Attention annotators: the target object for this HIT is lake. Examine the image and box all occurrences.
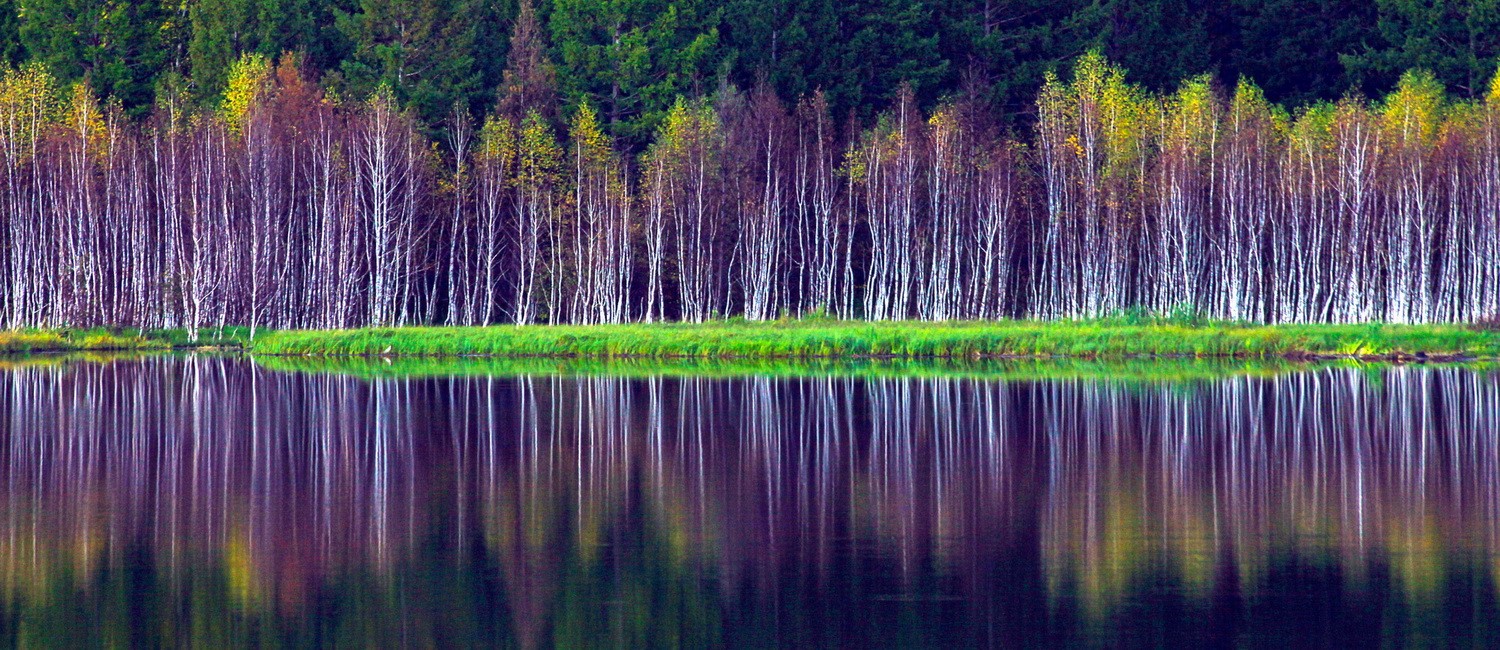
[0,356,1497,646]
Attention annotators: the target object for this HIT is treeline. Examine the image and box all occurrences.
[7,0,1500,141]
[5,49,1500,331]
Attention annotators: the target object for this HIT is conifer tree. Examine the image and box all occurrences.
[548,0,721,145]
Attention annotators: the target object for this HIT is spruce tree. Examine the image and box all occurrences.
[548,0,721,146]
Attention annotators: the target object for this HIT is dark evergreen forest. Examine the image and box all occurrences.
[2,0,1499,329]
[4,0,1497,140]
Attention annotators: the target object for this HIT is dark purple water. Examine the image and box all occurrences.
[1,357,1498,646]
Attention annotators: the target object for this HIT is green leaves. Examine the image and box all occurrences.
[20,0,168,116]
[548,0,721,146]
[1345,0,1500,98]
[336,0,493,127]
[220,52,270,134]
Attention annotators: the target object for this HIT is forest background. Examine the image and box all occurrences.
[6,0,1496,143]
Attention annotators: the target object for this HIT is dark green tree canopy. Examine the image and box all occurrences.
[548,0,721,144]
[5,0,1500,138]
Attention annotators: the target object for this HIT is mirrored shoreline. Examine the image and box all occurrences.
[0,356,1497,646]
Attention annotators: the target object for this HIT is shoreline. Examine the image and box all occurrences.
[13,320,1497,362]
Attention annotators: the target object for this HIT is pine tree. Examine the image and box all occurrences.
[1346,0,1500,98]
[548,0,721,146]
[20,0,168,115]
[189,0,254,100]
[0,0,23,66]
[337,0,486,126]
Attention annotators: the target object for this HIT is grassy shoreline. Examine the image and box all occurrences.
[248,320,1500,360]
[11,320,1500,360]
[0,330,175,353]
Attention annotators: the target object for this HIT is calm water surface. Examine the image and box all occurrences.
[1,357,1499,646]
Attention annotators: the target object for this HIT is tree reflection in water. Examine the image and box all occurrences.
[0,358,1496,646]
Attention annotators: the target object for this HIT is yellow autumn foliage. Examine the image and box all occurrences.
[1164,76,1217,160]
[516,109,561,189]
[478,114,518,164]
[65,82,106,158]
[1382,69,1444,149]
[0,64,59,157]
[1487,65,1500,107]
[569,102,610,164]
[644,97,720,186]
[222,53,272,136]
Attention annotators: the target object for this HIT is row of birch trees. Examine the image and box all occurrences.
[1,52,1499,330]
[0,56,432,334]
[1034,54,1500,323]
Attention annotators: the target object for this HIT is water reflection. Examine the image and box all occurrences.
[0,357,1497,645]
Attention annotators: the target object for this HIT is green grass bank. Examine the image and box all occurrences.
[0,329,172,353]
[243,320,1500,360]
[9,320,1499,360]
